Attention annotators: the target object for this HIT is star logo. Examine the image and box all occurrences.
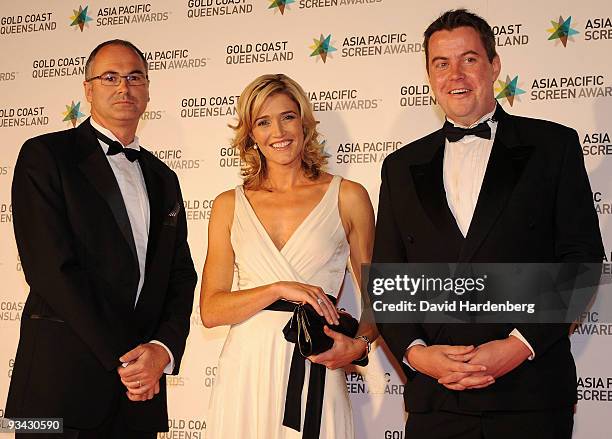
[309,34,336,63]
[320,139,331,159]
[268,0,295,15]
[495,75,526,106]
[62,101,85,127]
[547,16,579,47]
[70,5,92,32]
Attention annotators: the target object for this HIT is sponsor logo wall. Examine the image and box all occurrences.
[1,1,611,437]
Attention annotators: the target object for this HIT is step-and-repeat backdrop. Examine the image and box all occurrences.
[1,1,611,438]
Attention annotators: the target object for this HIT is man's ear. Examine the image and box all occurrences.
[491,55,501,83]
[84,81,93,104]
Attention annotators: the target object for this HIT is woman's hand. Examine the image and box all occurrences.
[274,281,340,325]
[308,326,367,369]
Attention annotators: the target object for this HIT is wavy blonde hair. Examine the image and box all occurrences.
[230,74,327,189]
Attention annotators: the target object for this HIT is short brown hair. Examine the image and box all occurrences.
[230,74,327,189]
[424,9,497,70]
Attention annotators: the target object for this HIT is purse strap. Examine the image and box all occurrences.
[294,305,313,357]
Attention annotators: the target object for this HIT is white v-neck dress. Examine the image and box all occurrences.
[206,175,354,439]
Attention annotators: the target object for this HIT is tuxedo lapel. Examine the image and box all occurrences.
[138,151,164,276]
[410,130,465,246]
[458,107,535,262]
[75,119,139,263]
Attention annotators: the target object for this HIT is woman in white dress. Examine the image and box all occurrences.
[200,74,377,439]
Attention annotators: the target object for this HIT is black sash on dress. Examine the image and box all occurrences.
[265,300,326,439]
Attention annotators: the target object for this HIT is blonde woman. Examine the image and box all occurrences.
[200,74,376,438]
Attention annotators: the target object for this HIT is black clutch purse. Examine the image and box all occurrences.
[282,295,359,357]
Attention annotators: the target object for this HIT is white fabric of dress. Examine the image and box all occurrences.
[206,175,354,439]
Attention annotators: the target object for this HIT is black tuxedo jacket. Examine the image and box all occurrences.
[6,118,197,431]
[372,106,603,413]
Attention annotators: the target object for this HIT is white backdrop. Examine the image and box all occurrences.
[1,1,611,438]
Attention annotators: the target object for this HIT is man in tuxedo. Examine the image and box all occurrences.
[372,9,603,439]
[6,40,197,438]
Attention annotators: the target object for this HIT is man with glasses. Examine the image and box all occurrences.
[6,40,197,438]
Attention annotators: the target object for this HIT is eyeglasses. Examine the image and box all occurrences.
[85,72,149,86]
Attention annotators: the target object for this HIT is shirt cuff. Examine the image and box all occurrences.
[403,339,427,371]
[509,329,535,360]
[150,340,175,374]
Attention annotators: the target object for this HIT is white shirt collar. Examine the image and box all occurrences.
[90,117,141,151]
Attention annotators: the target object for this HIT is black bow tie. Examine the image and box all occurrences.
[443,120,492,142]
[93,128,141,162]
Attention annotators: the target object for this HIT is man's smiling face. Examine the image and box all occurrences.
[427,26,500,126]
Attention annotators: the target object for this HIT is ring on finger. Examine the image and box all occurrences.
[137,380,142,388]
[316,297,323,305]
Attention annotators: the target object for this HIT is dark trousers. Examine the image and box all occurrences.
[16,430,154,439]
[405,406,574,439]
[15,407,157,439]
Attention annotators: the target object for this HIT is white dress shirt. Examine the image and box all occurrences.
[443,110,497,237]
[91,118,174,373]
[405,107,534,368]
